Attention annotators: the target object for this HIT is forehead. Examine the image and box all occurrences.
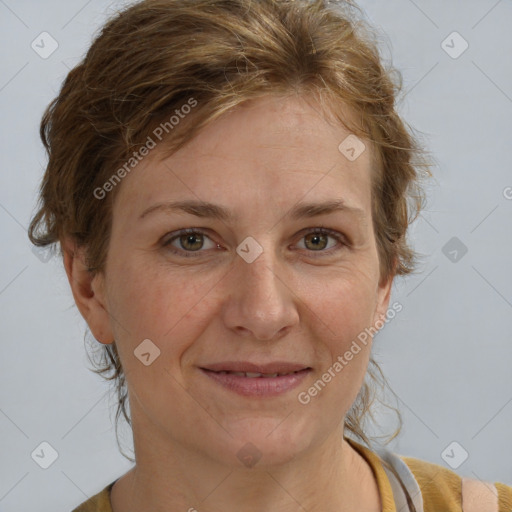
[113,94,374,224]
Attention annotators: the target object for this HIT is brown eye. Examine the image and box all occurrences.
[178,233,204,251]
[162,228,218,257]
[303,232,329,251]
[296,228,348,256]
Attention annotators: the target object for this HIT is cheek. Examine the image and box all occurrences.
[298,276,376,408]
[106,261,219,353]
[298,268,378,397]
[299,268,378,336]
[293,289,375,429]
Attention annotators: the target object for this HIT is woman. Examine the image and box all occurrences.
[28,0,512,510]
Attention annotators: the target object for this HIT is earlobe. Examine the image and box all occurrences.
[62,237,114,345]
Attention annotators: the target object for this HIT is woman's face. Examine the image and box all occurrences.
[91,93,393,467]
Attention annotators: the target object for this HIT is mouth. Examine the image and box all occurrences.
[199,363,312,397]
[204,370,306,378]
[200,361,311,374]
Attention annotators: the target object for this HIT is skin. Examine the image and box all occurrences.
[64,93,394,512]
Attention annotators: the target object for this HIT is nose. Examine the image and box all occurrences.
[220,244,300,341]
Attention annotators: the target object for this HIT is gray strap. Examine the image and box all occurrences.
[376,448,501,512]
[375,447,424,512]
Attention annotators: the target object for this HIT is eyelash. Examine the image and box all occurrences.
[161,227,349,259]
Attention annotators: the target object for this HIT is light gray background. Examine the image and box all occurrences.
[0,0,511,510]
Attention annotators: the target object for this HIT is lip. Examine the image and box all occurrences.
[200,361,310,374]
[199,364,312,397]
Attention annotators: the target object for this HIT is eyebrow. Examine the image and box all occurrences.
[138,199,366,222]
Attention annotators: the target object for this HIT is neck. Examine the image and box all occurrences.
[111,427,379,512]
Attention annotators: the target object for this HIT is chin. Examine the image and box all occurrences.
[217,416,316,469]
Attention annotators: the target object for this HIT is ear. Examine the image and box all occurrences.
[372,260,396,328]
[62,237,114,345]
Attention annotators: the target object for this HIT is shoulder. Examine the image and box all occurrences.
[399,454,461,507]
[71,480,115,512]
[399,454,512,512]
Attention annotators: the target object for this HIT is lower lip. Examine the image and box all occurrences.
[200,368,312,397]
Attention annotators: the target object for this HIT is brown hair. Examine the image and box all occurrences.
[28,0,432,461]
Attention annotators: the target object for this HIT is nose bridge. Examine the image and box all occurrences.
[237,243,282,307]
[221,237,299,340]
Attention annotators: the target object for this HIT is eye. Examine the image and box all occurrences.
[161,226,348,259]
[295,227,348,256]
[162,228,218,257]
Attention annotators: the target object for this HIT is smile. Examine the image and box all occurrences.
[200,367,312,397]
[212,370,304,377]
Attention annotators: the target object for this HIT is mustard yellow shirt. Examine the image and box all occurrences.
[71,437,512,511]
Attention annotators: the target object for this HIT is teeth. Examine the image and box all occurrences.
[215,370,300,377]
